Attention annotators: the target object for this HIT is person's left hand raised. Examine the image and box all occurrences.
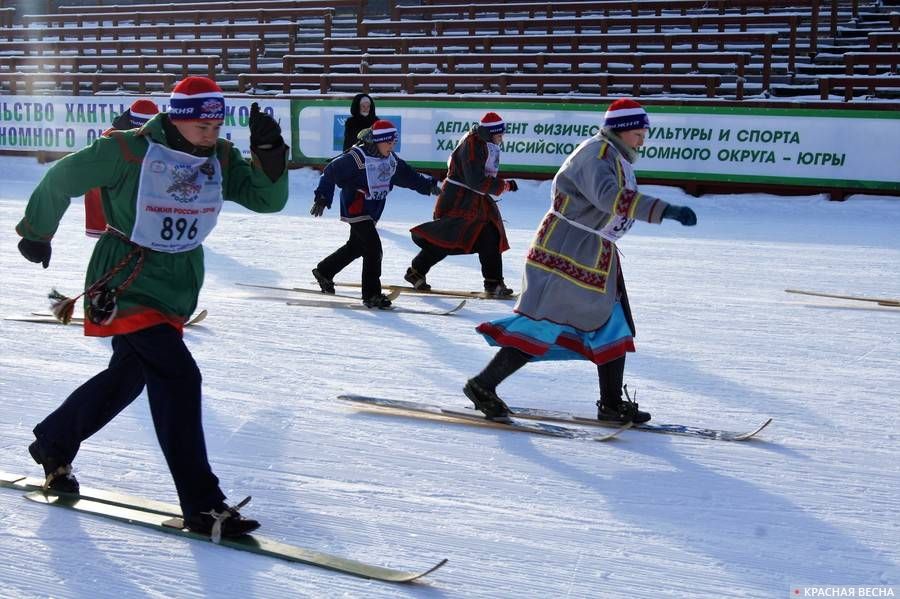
[249,102,283,149]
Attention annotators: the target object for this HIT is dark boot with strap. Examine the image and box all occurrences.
[596,357,651,424]
[184,497,260,542]
[29,439,79,493]
[597,384,651,424]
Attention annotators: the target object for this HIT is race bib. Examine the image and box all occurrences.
[484,141,501,178]
[130,141,224,252]
[597,155,637,242]
[363,152,397,202]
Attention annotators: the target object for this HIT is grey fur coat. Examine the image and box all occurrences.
[514,131,670,331]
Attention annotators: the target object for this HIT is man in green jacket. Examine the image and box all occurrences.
[15,76,289,539]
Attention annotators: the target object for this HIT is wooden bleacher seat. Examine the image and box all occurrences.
[869,31,900,51]
[0,55,221,79]
[0,72,177,95]
[391,0,828,54]
[818,74,900,100]
[282,51,751,98]
[0,38,262,73]
[22,7,337,38]
[237,71,723,98]
[0,7,15,28]
[324,31,779,89]
[359,13,802,72]
[2,23,301,53]
[843,51,900,75]
[57,0,365,24]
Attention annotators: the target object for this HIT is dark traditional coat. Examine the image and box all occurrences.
[409,128,512,255]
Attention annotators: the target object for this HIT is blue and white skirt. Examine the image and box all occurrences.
[476,303,635,365]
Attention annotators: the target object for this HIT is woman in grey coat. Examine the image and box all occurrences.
[465,99,698,424]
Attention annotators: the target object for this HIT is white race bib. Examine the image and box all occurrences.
[596,154,637,242]
[363,152,397,202]
[130,141,224,253]
[484,141,501,177]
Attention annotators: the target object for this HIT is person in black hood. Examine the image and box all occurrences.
[342,93,377,151]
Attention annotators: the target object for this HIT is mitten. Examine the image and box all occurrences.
[248,102,283,149]
[111,110,133,131]
[662,205,697,226]
[310,197,328,217]
[18,238,52,268]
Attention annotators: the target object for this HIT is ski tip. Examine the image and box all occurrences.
[421,557,449,577]
[595,420,634,441]
[730,417,774,441]
[188,309,208,325]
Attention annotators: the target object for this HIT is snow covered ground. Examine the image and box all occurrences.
[1,154,898,598]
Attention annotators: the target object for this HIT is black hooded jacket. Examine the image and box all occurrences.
[342,93,377,151]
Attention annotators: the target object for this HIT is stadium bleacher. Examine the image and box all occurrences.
[0,0,897,197]
[0,0,896,100]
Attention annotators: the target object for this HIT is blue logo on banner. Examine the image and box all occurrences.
[333,115,402,152]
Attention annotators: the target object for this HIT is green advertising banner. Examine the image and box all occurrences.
[0,95,292,159]
[292,99,900,191]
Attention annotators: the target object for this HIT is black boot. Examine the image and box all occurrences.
[464,347,532,419]
[464,378,510,420]
[484,278,514,297]
[404,267,431,291]
[597,385,651,424]
[363,293,392,309]
[29,439,79,493]
[312,268,335,294]
[597,357,651,424]
[184,497,260,542]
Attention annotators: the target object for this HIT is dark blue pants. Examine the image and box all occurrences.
[32,324,225,517]
[317,219,383,298]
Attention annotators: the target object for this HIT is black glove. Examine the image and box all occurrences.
[430,179,441,196]
[249,102,283,149]
[18,238,52,268]
[310,197,328,217]
[662,205,697,226]
[111,109,133,131]
[505,179,518,193]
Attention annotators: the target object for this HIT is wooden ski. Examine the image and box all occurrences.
[237,282,401,301]
[785,289,899,307]
[333,281,517,300]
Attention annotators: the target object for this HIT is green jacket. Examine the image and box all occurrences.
[16,114,288,333]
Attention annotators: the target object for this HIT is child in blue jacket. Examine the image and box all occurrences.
[310,120,439,308]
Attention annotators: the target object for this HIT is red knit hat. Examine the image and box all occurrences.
[603,99,649,131]
[369,119,398,143]
[169,76,225,121]
[128,99,159,127]
[480,112,505,135]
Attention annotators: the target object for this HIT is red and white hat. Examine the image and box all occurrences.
[128,99,159,127]
[168,76,225,121]
[369,119,398,143]
[603,99,650,131]
[479,112,505,135]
